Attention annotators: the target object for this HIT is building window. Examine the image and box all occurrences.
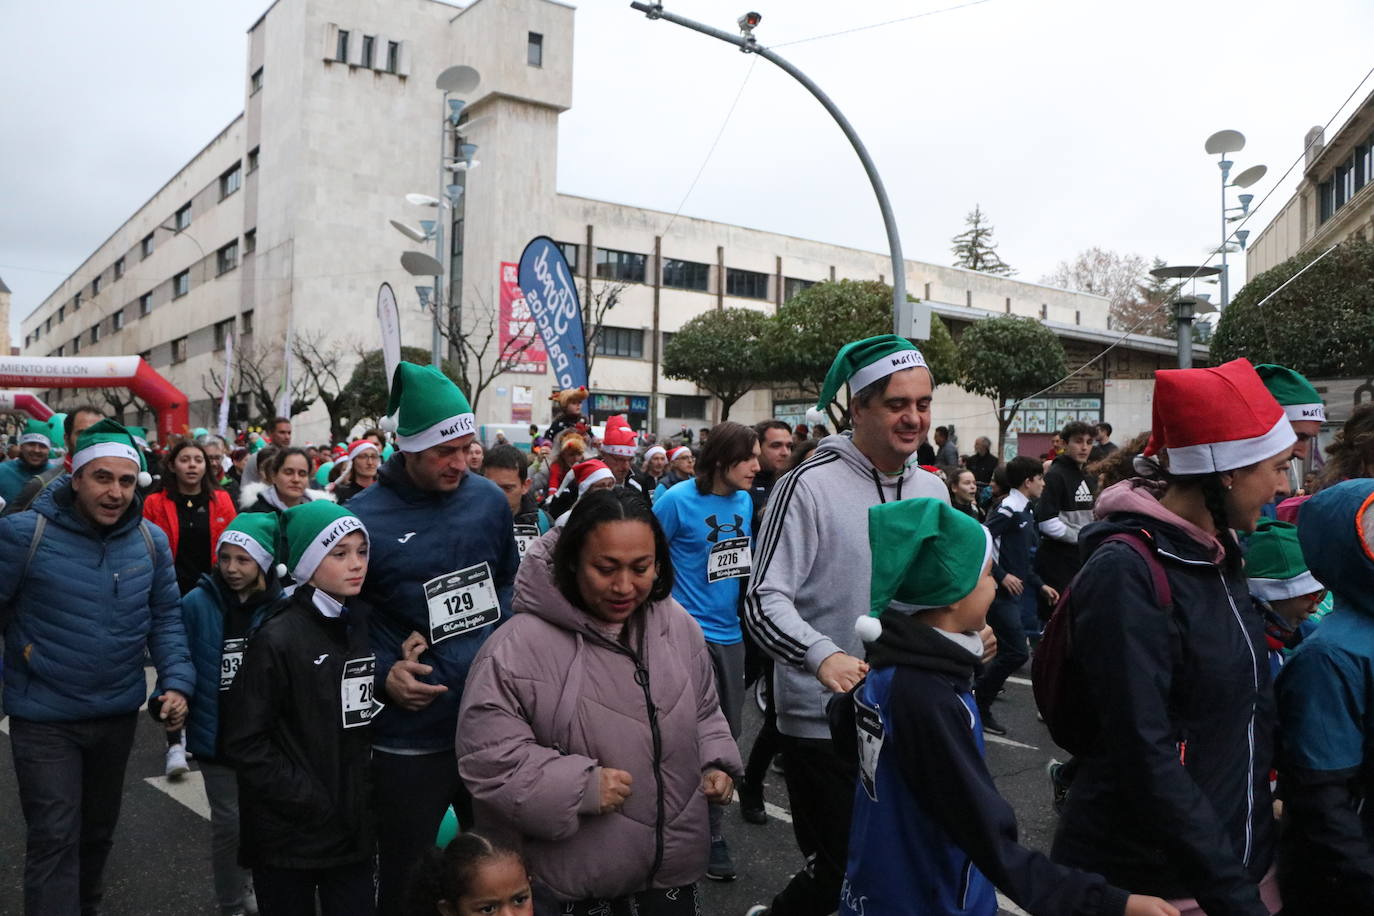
[114,257,125,280]
[139,292,153,316]
[214,319,234,351]
[597,326,645,359]
[556,241,579,271]
[44,317,51,333]
[89,324,101,345]
[174,270,190,298]
[242,310,254,335]
[247,146,260,173]
[336,29,350,62]
[220,162,242,199]
[91,275,101,296]
[244,228,257,254]
[386,41,399,73]
[250,67,263,94]
[73,292,81,311]
[662,258,710,291]
[664,394,708,419]
[113,310,125,331]
[142,233,154,258]
[726,267,769,300]
[361,35,375,68]
[217,241,239,275]
[175,202,192,231]
[172,336,188,363]
[71,335,80,354]
[527,32,543,67]
[57,305,65,323]
[1319,179,1335,224]
[784,277,815,301]
[595,248,646,283]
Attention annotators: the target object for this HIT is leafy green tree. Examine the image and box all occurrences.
[1211,239,1374,377]
[662,308,770,421]
[762,279,957,427]
[951,205,1015,276]
[341,346,464,424]
[956,316,1067,454]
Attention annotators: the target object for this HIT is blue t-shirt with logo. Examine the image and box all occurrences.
[652,479,753,645]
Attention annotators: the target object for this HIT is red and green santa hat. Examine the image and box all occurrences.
[379,361,474,452]
[1142,359,1296,475]
[817,334,927,410]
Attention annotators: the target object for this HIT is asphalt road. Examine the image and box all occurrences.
[0,669,1055,916]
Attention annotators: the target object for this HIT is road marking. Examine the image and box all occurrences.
[998,894,1032,915]
[763,801,792,823]
[985,732,1039,750]
[143,771,211,820]
[1007,676,1032,687]
[0,716,7,736]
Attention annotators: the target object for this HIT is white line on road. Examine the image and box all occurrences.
[143,772,211,820]
[0,716,7,736]
[1007,676,1032,687]
[985,732,1039,750]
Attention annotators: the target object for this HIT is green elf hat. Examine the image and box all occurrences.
[126,426,149,450]
[856,497,993,643]
[216,512,288,579]
[378,361,475,452]
[1247,518,1323,601]
[72,418,152,488]
[282,501,369,584]
[816,334,927,411]
[1255,364,1325,424]
[19,418,52,448]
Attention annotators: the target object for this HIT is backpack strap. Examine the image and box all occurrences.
[138,520,157,565]
[1100,531,1172,610]
[21,515,48,584]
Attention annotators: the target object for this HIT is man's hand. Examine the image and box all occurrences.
[598,767,633,814]
[1041,585,1060,604]
[384,660,448,711]
[978,626,998,663]
[400,631,429,661]
[1123,896,1180,916]
[702,768,734,805]
[1001,573,1024,596]
[817,652,868,694]
[156,689,188,730]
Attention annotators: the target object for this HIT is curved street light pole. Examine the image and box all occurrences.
[629,3,924,338]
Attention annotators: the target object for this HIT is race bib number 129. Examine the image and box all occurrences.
[424,562,501,644]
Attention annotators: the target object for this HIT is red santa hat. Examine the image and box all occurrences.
[568,459,614,495]
[348,438,379,461]
[668,445,692,463]
[600,415,638,457]
[1143,358,1296,475]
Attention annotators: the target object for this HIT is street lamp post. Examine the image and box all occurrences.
[1149,264,1221,369]
[1203,130,1266,310]
[628,4,925,339]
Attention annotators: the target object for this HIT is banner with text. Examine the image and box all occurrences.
[499,262,547,375]
[517,237,587,390]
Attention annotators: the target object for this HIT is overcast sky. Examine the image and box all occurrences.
[4,0,1373,345]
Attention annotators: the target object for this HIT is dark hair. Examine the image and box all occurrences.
[1061,420,1095,443]
[1089,430,1151,489]
[1005,456,1043,490]
[553,489,674,610]
[362,427,386,442]
[262,445,310,480]
[64,405,104,441]
[935,426,950,437]
[484,445,530,482]
[991,465,1010,493]
[159,439,215,496]
[789,439,820,470]
[405,830,528,915]
[1097,422,1113,436]
[1319,403,1374,490]
[694,422,759,495]
[754,419,791,439]
[269,416,292,431]
[946,467,975,501]
[1131,457,1243,574]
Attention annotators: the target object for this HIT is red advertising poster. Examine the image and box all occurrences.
[500,262,547,374]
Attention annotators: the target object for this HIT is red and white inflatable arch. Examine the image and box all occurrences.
[0,390,55,421]
[0,356,189,442]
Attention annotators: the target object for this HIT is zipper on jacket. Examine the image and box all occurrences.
[1218,569,1258,867]
[957,858,973,909]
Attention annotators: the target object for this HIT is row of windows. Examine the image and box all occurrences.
[558,243,813,301]
[26,232,256,349]
[334,30,401,73]
[48,310,254,364]
[1318,129,1374,224]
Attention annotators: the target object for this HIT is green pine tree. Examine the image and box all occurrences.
[951,205,1015,276]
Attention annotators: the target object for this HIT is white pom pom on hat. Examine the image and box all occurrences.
[855,615,883,643]
[138,471,153,488]
[275,563,289,579]
[378,414,398,433]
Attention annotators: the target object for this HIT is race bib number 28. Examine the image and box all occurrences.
[341,656,381,729]
[424,562,501,645]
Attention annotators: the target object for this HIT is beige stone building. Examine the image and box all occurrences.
[18,0,1199,451]
[1247,89,1374,281]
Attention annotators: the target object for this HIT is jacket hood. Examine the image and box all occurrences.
[34,476,146,539]
[1296,478,1374,616]
[1089,479,1225,564]
[864,611,981,679]
[238,480,334,510]
[814,433,941,501]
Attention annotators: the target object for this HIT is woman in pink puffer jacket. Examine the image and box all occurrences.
[457,489,743,914]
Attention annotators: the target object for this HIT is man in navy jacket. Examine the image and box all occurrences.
[0,419,194,915]
[347,362,519,916]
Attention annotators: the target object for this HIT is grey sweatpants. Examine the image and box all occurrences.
[200,760,251,915]
[705,640,745,841]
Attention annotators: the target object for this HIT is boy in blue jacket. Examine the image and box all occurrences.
[176,512,285,916]
[1275,479,1374,913]
[841,498,1175,916]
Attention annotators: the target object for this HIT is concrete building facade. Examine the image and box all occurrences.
[1247,89,1374,281]
[19,0,1198,451]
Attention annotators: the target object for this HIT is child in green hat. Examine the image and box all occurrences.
[222,501,378,913]
[1246,518,1324,678]
[841,498,1175,916]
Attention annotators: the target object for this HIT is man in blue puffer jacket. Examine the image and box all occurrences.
[0,418,195,915]
[347,362,519,916]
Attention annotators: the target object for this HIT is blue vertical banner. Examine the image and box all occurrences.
[517,236,588,390]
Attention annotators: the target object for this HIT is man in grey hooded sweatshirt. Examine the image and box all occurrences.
[743,334,957,916]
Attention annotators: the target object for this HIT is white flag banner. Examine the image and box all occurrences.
[217,332,234,436]
[277,319,293,419]
[377,283,401,393]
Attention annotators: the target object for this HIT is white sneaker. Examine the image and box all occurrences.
[165,742,190,779]
[242,879,259,915]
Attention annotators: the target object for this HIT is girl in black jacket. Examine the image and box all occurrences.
[1049,359,1297,916]
[223,501,376,916]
